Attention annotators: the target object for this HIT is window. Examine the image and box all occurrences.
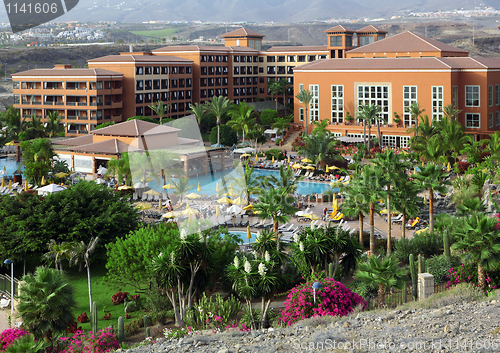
[267,56,275,63]
[489,112,494,128]
[309,84,319,123]
[497,111,500,126]
[453,86,458,119]
[135,67,143,75]
[496,85,500,106]
[298,56,306,62]
[331,85,344,123]
[144,67,152,75]
[359,36,374,46]
[277,56,285,62]
[299,107,304,121]
[308,55,316,62]
[186,66,192,74]
[234,56,239,63]
[153,66,160,75]
[432,86,444,121]
[466,113,480,128]
[287,55,295,62]
[345,36,352,47]
[330,36,342,47]
[259,57,263,63]
[381,135,410,148]
[489,85,494,107]
[358,85,390,123]
[136,80,143,91]
[403,86,417,126]
[466,86,480,107]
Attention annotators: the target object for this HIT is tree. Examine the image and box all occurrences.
[45,111,64,138]
[409,102,425,130]
[95,121,116,129]
[452,214,500,291]
[342,179,370,246]
[105,152,131,185]
[266,164,303,195]
[22,116,46,140]
[44,240,73,271]
[412,163,450,233]
[20,138,55,186]
[258,109,278,126]
[227,101,255,143]
[357,104,381,152]
[253,187,297,249]
[391,177,423,239]
[149,101,171,124]
[311,119,329,135]
[69,237,99,314]
[412,135,447,164]
[227,161,265,200]
[278,78,291,113]
[355,255,406,307]
[0,107,26,162]
[17,267,76,341]
[172,176,194,203]
[204,96,232,147]
[295,89,313,134]
[267,80,280,111]
[188,102,207,126]
[442,103,461,120]
[297,131,341,170]
[436,117,471,163]
[272,117,290,140]
[208,124,237,147]
[126,116,159,124]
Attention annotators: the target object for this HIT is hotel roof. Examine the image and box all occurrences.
[88,55,193,64]
[324,25,356,33]
[293,57,500,71]
[266,46,328,53]
[356,25,388,34]
[153,45,259,53]
[347,31,469,54]
[67,138,130,155]
[12,68,123,77]
[221,28,265,38]
[91,119,180,137]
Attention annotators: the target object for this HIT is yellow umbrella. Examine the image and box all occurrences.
[24,180,28,192]
[224,189,238,197]
[253,210,262,214]
[243,204,253,210]
[2,166,5,171]
[182,206,199,216]
[301,165,309,169]
[246,226,252,241]
[163,183,175,190]
[8,180,12,190]
[135,202,152,210]
[447,162,451,172]
[216,182,220,192]
[162,211,181,218]
[186,192,202,199]
[306,165,315,170]
[217,196,232,204]
[144,189,161,195]
[272,155,275,163]
[55,172,68,178]
[197,182,201,192]
[241,153,251,158]
[304,213,320,220]
[255,155,258,162]
[332,197,338,214]
[215,205,221,216]
[288,156,290,164]
[0,178,4,187]
[302,158,312,163]
[292,164,300,169]
[117,185,134,190]
[142,176,155,182]
[41,176,45,186]
[232,196,247,205]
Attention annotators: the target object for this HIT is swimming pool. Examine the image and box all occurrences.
[231,230,258,244]
[0,157,24,174]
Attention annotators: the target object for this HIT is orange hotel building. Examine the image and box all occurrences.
[12,26,500,144]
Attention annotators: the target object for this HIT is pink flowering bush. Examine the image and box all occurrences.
[447,263,499,292]
[55,328,119,353]
[0,328,29,351]
[278,278,366,326]
[224,322,251,332]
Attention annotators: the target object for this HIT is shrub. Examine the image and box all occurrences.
[163,327,199,341]
[67,321,82,334]
[264,148,284,160]
[456,161,470,174]
[278,278,366,326]
[240,308,280,329]
[393,231,443,263]
[0,328,29,351]
[111,291,129,305]
[259,110,278,126]
[102,313,112,320]
[184,293,240,331]
[208,125,237,146]
[56,328,119,353]
[426,254,461,284]
[76,313,89,324]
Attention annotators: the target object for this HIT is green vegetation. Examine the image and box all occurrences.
[130,28,179,38]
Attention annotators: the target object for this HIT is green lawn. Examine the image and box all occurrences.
[66,265,143,331]
[130,28,179,38]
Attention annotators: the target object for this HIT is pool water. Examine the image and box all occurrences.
[0,157,24,175]
[231,230,258,244]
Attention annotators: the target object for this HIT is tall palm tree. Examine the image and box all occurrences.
[311,119,329,135]
[373,150,408,254]
[435,117,470,163]
[358,104,381,152]
[69,237,99,314]
[17,267,76,341]
[297,131,341,170]
[272,117,290,140]
[412,135,447,164]
[452,214,500,291]
[266,164,303,195]
[105,152,131,185]
[278,78,291,114]
[295,89,313,135]
[341,179,370,247]
[268,80,281,111]
[391,176,423,239]
[227,101,256,143]
[412,163,450,233]
[20,138,55,185]
[172,176,194,203]
[227,161,264,200]
[44,240,73,271]
[409,102,425,131]
[24,115,47,140]
[253,187,297,250]
[0,107,26,162]
[355,255,406,307]
[442,103,461,120]
[45,111,64,138]
[204,96,232,147]
[149,101,171,124]
[188,102,207,126]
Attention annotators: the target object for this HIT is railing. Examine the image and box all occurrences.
[32,102,41,105]
[78,116,87,120]
[67,116,77,120]
[44,101,54,105]
[0,274,19,298]
[78,102,87,106]
[67,102,76,106]
[55,102,64,105]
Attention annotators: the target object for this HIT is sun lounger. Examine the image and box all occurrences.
[0,299,10,309]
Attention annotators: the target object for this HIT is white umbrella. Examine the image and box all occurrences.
[37,184,66,195]
[226,205,243,214]
[97,166,107,175]
[0,170,7,176]
[95,178,106,184]
[295,210,305,217]
[134,182,146,189]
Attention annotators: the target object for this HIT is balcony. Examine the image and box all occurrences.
[104,101,112,106]
[67,116,77,120]
[112,87,123,94]
[112,101,122,108]
[54,102,65,106]
[67,102,76,106]
[78,102,87,106]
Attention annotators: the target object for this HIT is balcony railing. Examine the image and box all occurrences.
[67,102,76,106]
[67,116,77,120]
[78,102,87,106]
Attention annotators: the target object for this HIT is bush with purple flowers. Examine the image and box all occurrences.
[278,278,366,326]
[55,328,119,353]
[0,328,29,351]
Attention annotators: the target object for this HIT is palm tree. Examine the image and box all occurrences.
[24,116,47,140]
[44,240,73,271]
[268,80,281,111]
[17,267,76,341]
[227,101,256,143]
[435,117,470,163]
[149,101,170,124]
[355,255,406,307]
[442,103,461,120]
[278,78,291,114]
[272,117,290,140]
[412,135,447,164]
[412,163,450,233]
[391,176,423,239]
[105,152,131,185]
[297,131,341,170]
[295,89,313,134]
[409,102,425,131]
[373,150,408,254]
[227,161,264,200]
[188,102,207,126]
[342,179,370,246]
[0,107,26,162]
[253,187,298,250]
[452,214,500,291]
[204,96,232,147]
[266,164,303,195]
[358,104,381,152]
[376,114,388,147]
[69,237,99,314]
[45,111,64,138]
[20,138,55,185]
[172,176,194,203]
[311,119,329,135]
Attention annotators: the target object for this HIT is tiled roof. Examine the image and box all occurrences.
[324,25,356,33]
[265,46,328,52]
[67,138,130,155]
[12,68,123,77]
[347,31,469,54]
[91,119,180,137]
[52,135,94,146]
[88,55,193,63]
[293,57,500,71]
[221,28,265,38]
[356,25,387,34]
[153,45,259,53]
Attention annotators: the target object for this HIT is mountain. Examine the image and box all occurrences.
[1,0,496,24]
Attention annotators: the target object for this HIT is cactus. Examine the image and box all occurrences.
[402,283,407,303]
[145,327,150,338]
[409,254,417,299]
[144,315,149,339]
[417,254,423,273]
[444,230,451,262]
[328,262,334,278]
[422,257,426,273]
[118,317,124,344]
[93,302,98,332]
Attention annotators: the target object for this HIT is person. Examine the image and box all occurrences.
[284,150,287,158]
[168,200,173,212]
[323,207,328,217]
